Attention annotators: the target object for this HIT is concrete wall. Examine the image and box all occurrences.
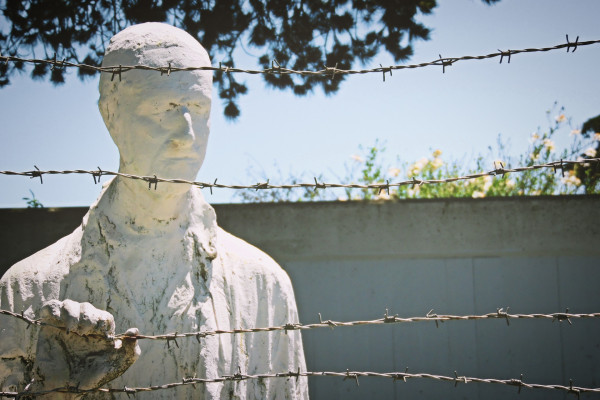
[2,196,599,399]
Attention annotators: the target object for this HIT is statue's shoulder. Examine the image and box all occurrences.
[215,227,292,286]
[3,227,82,280]
[1,226,83,309]
[214,227,301,321]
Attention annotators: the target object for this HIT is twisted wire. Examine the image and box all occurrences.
[1,368,597,398]
[1,308,595,343]
[0,37,596,79]
[1,158,598,192]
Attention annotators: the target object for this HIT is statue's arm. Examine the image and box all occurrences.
[31,299,141,398]
[1,231,141,397]
[0,271,34,393]
[268,275,309,399]
[0,316,32,394]
[1,280,140,397]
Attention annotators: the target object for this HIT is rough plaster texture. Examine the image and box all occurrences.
[0,23,307,399]
[2,196,599,399]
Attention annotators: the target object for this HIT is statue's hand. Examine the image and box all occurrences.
[34,299,140,396]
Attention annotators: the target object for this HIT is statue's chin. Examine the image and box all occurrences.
[122,160,202,180]
[159,165,202,181]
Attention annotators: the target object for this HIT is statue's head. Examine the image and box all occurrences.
[99,23,212,182]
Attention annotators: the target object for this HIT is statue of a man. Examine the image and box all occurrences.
[0,23,308,399]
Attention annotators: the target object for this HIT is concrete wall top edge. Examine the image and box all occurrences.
[1,195,598,273]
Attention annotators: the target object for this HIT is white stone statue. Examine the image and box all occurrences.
[0,22,308,399]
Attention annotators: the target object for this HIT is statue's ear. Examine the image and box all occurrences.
[98,91,125,152]
[98,97,111,128]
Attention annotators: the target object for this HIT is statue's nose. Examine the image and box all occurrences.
[170,107,195,148]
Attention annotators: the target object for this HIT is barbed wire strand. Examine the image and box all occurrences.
[1,368,598,398]
[1,307,596,343]
[1,158,598,192]
[0,36,597,79]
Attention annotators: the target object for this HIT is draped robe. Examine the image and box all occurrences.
[0,178,308,399]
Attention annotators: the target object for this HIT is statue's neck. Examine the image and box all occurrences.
[97,177,199,232]
[73,175,218,281]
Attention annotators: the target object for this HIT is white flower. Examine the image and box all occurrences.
[506,179,516,188]
[432,149,442,158]
[387,167,401,177]
[407,186,420,197]
[350,154,364,163]
[409,157,428,176]
[529,152,540,161]
[375,191,391,201]
[530,132,540,142]
[555,114,566,123]
[415,157,428,169]
[584,147,596,157]
[561,171,581,187]
[482,175,493,192]
[543,138,555,152]
[472,191,485,198]
[432,158,443,169]
[570,129,581,136]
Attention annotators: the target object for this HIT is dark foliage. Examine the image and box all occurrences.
[575,114,600,193]
[0,0,499,119]
[581,114,600,138]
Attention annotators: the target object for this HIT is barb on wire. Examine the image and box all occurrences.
[1,158,598,192]
[2,369,599,398]
[566,34,579,53]
[3,308,600,342]
[498,49,512,64]
[0,38,598,79]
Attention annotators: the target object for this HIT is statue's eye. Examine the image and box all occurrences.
[150,105,176,116]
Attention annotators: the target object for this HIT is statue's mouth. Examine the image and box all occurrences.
[161,151,201,161]
[161,154,200,167]
[166,157,199,163]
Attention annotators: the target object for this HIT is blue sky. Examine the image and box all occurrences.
[1,0,599,207]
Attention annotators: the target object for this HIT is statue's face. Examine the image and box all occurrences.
[106,70,211,181]
[98,23,213,182]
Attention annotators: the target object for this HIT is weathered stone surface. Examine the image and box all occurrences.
[0,23,307,399]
